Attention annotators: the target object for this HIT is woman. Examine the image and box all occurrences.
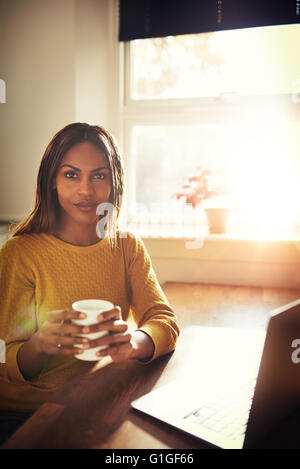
[0,123,180,443]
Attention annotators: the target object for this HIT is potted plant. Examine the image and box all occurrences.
[174,166,229,234]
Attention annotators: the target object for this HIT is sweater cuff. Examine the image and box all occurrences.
[137,322,175,364]
[6,342,26,383]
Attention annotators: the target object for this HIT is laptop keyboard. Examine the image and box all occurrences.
[183,377,257,441]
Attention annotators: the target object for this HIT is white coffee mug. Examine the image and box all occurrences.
[72,299,114,361]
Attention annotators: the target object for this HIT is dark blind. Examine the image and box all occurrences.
[119,0,300,41]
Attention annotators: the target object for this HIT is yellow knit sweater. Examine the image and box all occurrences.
[0,231,179,412]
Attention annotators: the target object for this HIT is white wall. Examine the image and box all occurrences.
[74,0,113,125]
[0,0,112,221]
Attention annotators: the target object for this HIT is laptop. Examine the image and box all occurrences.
[131,299,300,449]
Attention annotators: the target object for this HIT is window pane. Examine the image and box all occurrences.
[130,121,300,234]
[131,25,300,100]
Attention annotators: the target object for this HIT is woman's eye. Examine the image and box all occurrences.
[93,173,106,180]
[64,171,78,179]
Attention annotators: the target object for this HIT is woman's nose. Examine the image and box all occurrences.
[78,177,94,195]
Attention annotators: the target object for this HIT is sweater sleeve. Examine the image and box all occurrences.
[0,237,37,383]
[123,233,180,362]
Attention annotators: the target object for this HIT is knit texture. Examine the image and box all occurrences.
[0,231,179,412]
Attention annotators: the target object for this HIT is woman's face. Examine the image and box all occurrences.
[54,141,112,228]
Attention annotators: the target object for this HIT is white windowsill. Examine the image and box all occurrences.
[140,232,300,263]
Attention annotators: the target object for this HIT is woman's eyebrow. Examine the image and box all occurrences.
[60,164,109,172]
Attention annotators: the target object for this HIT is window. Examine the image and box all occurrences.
[120,24,300,240]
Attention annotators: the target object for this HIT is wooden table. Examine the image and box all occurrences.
[2,282,300,449]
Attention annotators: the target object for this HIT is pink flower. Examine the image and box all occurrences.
[173,167,226,207]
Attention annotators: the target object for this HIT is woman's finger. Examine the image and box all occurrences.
[87,318,127,334]
[42,321,90,337]
[46,343,85,356]
[47,309,86,324]
[43,332,90,348]
[97,342,134,361]
[88,330,132,349]
[97,306,121,323]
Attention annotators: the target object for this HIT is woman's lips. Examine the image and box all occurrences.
[75,203,97,212]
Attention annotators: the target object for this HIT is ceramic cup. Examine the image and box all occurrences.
[72,299,114,361]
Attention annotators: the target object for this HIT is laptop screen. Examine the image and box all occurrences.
[244,300,300,447]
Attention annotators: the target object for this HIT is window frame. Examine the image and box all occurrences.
[118,29,300,239]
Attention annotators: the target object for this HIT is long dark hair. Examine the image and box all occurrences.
[8,123,125,248]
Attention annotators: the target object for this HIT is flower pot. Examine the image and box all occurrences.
[205,207,229,234]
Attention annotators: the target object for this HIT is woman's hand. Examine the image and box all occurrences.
[83,306,155,363]
[32,308,91,356]
[17,308,91,379]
